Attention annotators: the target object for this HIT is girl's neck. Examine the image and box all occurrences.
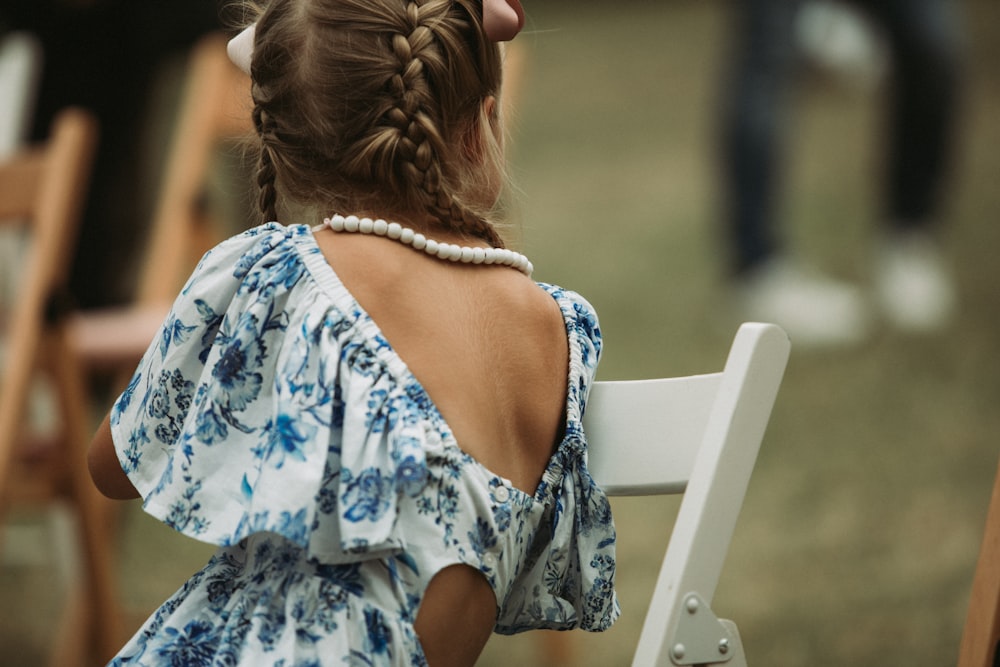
[317,213,532,276]
[344,212,494,247]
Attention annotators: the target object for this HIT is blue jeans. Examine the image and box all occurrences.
[719,0,963,274]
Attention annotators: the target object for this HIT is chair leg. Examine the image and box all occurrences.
[958,457,1000,667]
[73,484,124,662]
[48,500,124,667]
[48,330,125,663]
[49,580,88,667]
[540,631,575,667]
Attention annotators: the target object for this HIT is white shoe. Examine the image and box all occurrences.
[876,232,956,333]
[733,258,871,346]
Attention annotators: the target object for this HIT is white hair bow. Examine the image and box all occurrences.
[227,22,255,75]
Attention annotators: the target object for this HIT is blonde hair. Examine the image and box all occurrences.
[247,0,508,246]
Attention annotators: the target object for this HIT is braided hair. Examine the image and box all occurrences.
[248,0,507,247]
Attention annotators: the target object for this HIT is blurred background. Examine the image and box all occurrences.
[2,0,999,665]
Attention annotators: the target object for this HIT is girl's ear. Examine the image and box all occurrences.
[483,95,498,121]
[461,95,505,209]
[463,96,499,163]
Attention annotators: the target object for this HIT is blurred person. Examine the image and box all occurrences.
[719,0,963,345]
[0,1,222,309]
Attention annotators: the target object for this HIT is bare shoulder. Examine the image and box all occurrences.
[312,227,565,339]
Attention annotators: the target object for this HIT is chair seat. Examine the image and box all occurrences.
[67,303,170,370]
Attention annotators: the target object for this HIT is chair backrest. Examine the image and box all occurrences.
[957,459,1000,667]
[136,31,253,306]
[585,322,790,667]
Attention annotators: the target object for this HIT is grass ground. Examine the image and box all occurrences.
[3,1,999,665]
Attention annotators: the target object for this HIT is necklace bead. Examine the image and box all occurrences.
[317,214,533,275]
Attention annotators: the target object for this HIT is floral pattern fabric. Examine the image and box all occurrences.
[109,223,619,666]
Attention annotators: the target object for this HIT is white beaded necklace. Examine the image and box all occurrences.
[316,214,534,276]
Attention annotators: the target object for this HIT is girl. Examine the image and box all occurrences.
[88,1,619,664]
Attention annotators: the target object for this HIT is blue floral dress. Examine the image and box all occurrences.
[108,223,619,666]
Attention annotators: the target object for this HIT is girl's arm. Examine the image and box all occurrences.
[87,413,140,500]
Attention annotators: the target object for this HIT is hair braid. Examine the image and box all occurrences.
[252,103,279,224]
[383,1,505,247]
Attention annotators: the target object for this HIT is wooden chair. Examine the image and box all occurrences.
[0,33,251,662]
[136,32,254,306]
[68,31,254,370]
[0,107,124,664]
[583,322,790,666]
[957,459,1000,667]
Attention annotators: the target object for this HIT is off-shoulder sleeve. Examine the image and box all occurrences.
[109,223,435,562]
[495,286,621,633]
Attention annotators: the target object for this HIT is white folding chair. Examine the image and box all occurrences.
[585,322,790,666]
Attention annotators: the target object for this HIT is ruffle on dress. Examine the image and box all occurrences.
[495,300,619,633]
[113,224,434,562]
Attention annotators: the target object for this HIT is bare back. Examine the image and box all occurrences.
[314,226,568,666]
[314,227,569,493]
